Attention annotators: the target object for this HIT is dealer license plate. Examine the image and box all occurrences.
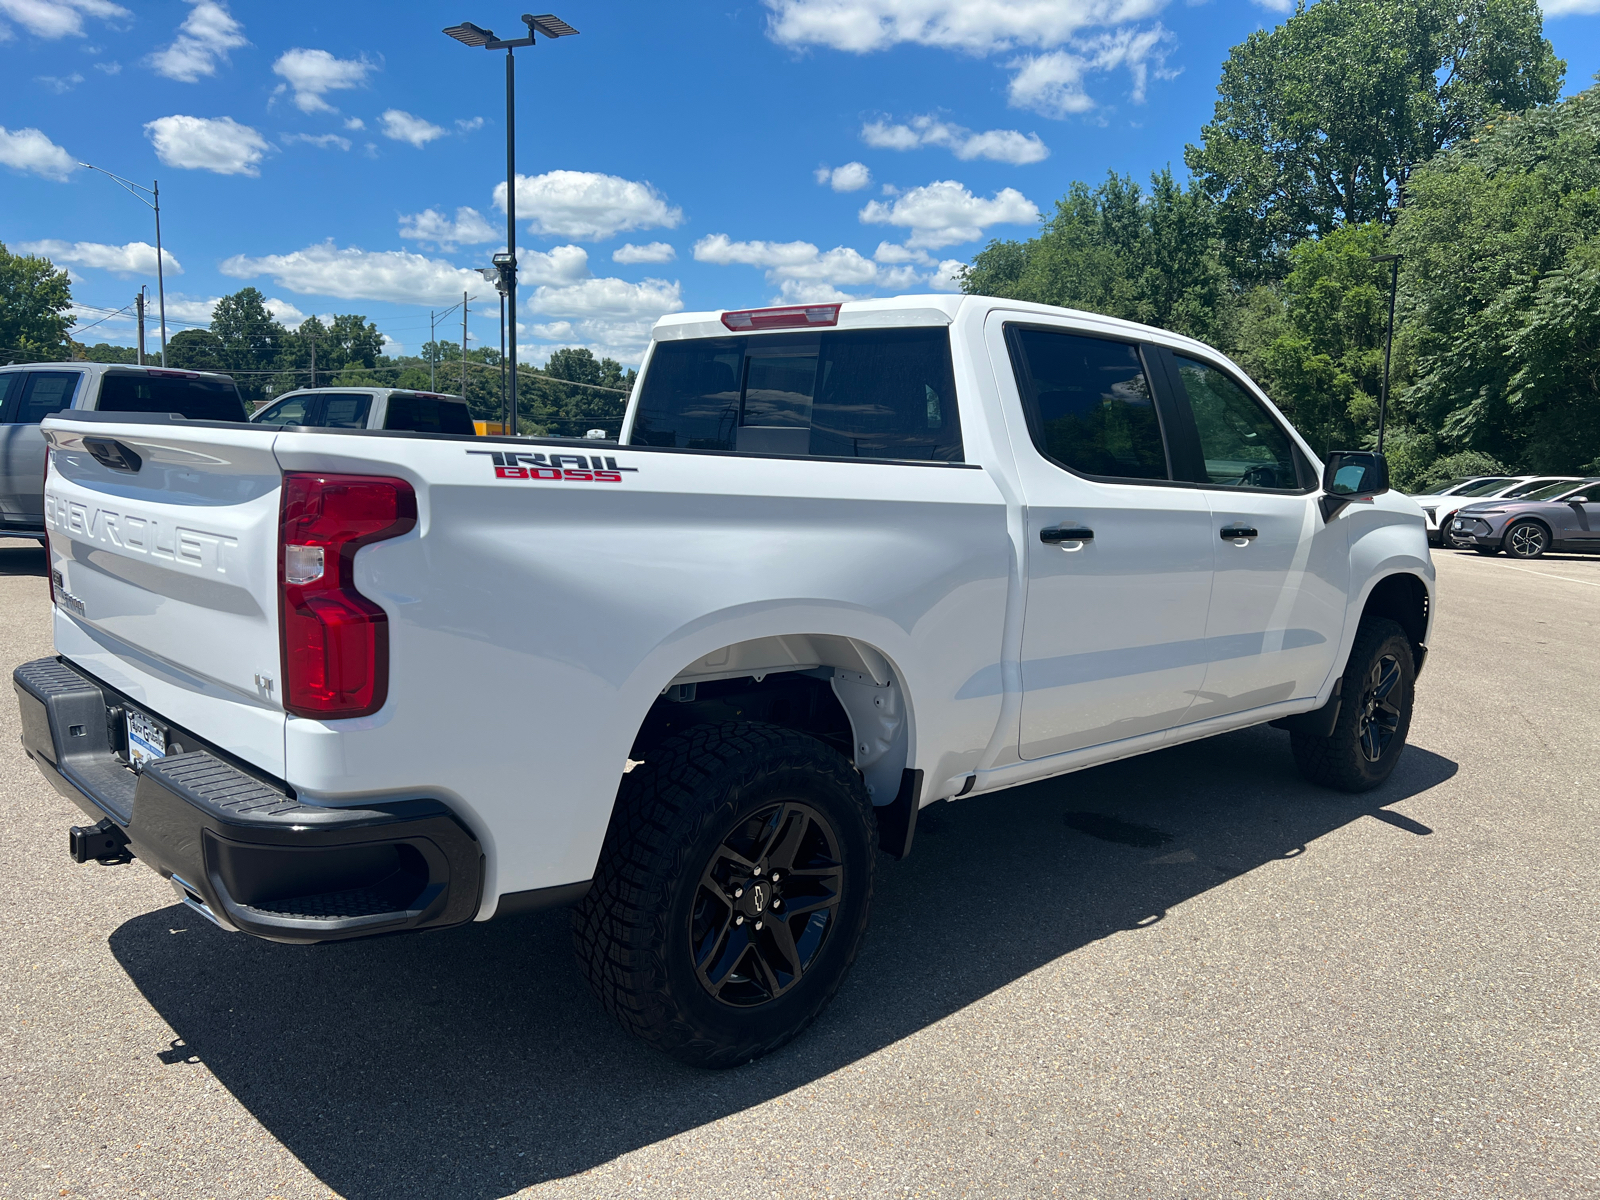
[126,709,167,771]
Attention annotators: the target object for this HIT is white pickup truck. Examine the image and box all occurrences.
[15,294,1433,1067]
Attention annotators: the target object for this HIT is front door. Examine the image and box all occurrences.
[1158,351,1348,721]
[990,317,1216,760]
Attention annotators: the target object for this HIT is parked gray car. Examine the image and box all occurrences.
[0,362,246,539]
[1449,477,1600,558]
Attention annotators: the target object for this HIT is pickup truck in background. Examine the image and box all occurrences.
[14,295,1433,1067]
[0,362,245,540]
[251,386,477,436]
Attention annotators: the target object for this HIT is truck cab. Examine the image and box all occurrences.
[251,387,476,436]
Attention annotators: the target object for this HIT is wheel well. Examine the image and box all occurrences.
[629,672,855,764]
[1361,573,1428,656]
[1505,515,1553,539]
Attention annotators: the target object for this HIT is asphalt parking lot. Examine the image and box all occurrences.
[2,535,1597,1199]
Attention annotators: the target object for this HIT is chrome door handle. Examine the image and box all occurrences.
[1220,525,1258,541]
[1041,526,1094,544]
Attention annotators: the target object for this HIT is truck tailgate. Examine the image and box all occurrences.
[42,417,287,777]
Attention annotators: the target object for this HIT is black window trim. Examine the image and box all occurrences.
[1001,320,1191,490]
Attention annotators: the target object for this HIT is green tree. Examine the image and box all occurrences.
[166,328,227,372]
[1187,0,1564,279]
[1231,223,1395,458]
[210,288,288,402]
[1393,78,1600,472]
[0,241,74,363]
[962,169,1230,343]
[72,342,139,364]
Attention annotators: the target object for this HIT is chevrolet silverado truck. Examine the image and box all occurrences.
[14,295,1433,1067]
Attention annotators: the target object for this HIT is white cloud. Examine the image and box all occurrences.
[144,114,269,175]
[526,277,684,363]
[282,132,351,151]
[1542,0,1600,11]
[221,242,486,304]
[93,59,119,73]
[271,48,372,114]
[612,241,676,264]
[343,116,364,130]
[264,297,307,327]
[929,259,965,291]
[380,109,446,148]
[147,0,246,83]
[162,293,222,323]
[764,0,1166,54]
[0,125,76,180]
[35,72,83,92]
[493,170,684,241]
[1250,0,1294,9]
[456,116,484,132]
[814,161,872,191]
[764,0,1174,115]
[694,233,890,303]
[859,180,1038,248]
[398,206,500,250]
[862,114,1048,164]
[872,241,933,265]
[0,0,128,39]
[16,239,181,276]
[1008,26,1174,116]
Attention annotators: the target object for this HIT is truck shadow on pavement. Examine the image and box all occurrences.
[0,540,47,577]
[110,723,1457,1199]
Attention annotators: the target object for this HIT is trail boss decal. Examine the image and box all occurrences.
[468,450,639,483]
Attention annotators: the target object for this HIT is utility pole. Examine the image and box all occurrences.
[153,178,166,365]
[462,291,469,401]
[135,288,146,366]
[429,309,437,390]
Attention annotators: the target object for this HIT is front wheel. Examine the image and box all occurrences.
[1290,618,1415,793]
[1504,520,1550,559]
[572,722,876,1068]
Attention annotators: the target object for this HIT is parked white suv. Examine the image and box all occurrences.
[15,295,1433,1067]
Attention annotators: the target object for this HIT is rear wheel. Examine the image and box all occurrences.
[1291,619,1415,793]
[1504,520,1550,559]
[572,721,876,1068]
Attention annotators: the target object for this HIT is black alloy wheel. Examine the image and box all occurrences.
[573,721,876,1068]
[690,801,843,1007]
[1290,617,1415,793]
[1505,520,1549,559]
[1356,653,1403,763]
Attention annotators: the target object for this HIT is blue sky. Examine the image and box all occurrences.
[3,0,1597,366]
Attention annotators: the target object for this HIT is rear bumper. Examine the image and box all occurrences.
[13,657,482,944]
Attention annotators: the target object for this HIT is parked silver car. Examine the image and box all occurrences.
[0,362,247,540]
[1449,477,1600,558]
[251,386,476,435]
[1420,475,1580,547]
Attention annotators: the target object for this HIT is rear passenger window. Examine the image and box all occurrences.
[1005,327,1168,480]
[12,372,82,424]
[383,393,474,435]
[320,394,371,428]
[98,374,247,421]
[253,395,313,425]
[1173,356,1300,490]
[632,327,962,462]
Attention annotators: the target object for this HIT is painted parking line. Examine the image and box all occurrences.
[1494,562,1600,588]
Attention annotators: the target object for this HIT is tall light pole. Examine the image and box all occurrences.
[444,13,579,435]
[79,163,167,365]
[478,264,510,429]
[1370,252,1401,453]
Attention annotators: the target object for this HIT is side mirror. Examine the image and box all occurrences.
[1568,495,1590,505]
[1320,451,1389,520]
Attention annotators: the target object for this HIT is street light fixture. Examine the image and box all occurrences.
[78,163,168,366]
[1369,252,1401,453]
[444,13,579,435]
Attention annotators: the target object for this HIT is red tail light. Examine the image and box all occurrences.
[720,304,840,331]
[278,473,417,719]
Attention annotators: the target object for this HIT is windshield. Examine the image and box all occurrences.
[1503,477,1572,498]
[1521,478,1600,502]
[1454,477,1518,497]
[1418,476,1475,495]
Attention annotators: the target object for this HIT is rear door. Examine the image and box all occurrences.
[1,369,83,531]
[43,418,288,776]
[988,315,1215,760]
[1153,349,1348,721]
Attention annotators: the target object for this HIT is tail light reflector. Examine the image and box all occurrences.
[720,304,840,331]
[278,473,416,719]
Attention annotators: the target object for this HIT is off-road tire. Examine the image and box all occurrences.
[572,721,876,1068]
[1291,618,1415,793]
